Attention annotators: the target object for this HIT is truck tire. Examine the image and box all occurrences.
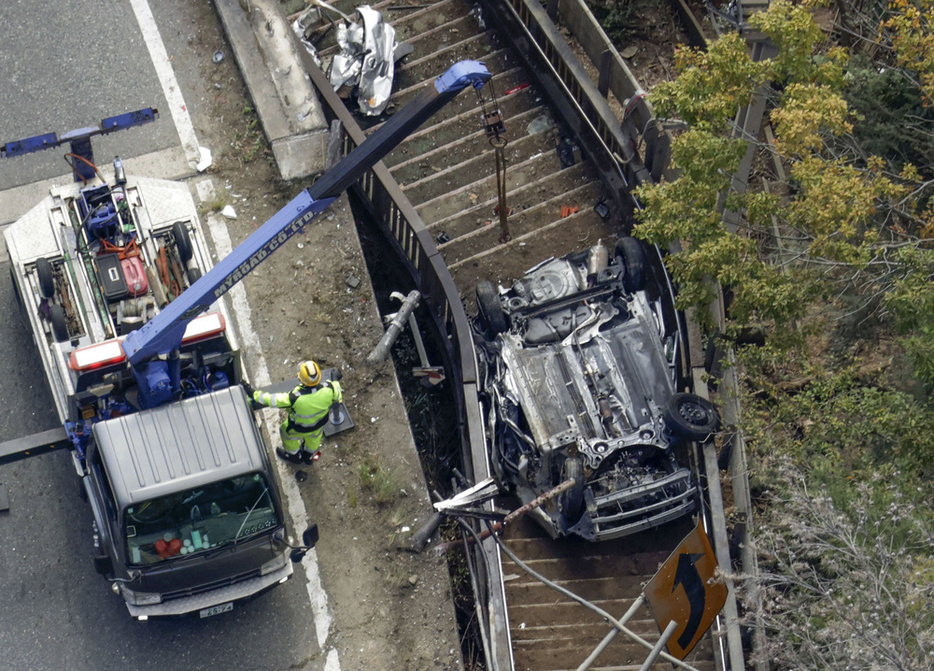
[50,304,69,342]
[36,257,55,299]
[476,281,507,337]
[559,456,585,526]
[664,392,720,442]
[187,266,202,286]
[615,236,646,293]
[173,221,193,264]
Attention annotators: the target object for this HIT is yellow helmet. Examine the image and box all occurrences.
[298,360,321,387]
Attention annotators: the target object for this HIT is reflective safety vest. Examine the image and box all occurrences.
[253,381,343,433]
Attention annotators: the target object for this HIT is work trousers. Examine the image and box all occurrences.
[279,420,324,456]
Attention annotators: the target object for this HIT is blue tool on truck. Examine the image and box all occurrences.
[1,60,492,619]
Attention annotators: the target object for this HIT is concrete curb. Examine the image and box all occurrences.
[214,0,329,181]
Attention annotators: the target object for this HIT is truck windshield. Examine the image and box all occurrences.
[124,473,279,566]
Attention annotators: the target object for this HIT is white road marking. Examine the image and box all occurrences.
[129,0,202,168]
[205,207,339,662]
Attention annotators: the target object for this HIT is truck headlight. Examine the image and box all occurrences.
[120,585,163,606]
[260,552,288,576]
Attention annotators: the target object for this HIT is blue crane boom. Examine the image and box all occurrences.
[121,60,491,369]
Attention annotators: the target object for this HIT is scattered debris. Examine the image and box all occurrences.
[504,82,530,95]
[526,115,554,135]
[327,6,400,116]
[556,137,576,168]
[221,204,238,219]
[196,146,213,172]
[560,205,579,218]
[212,50,225,63]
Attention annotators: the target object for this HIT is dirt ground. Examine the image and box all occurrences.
[170,4,466,670]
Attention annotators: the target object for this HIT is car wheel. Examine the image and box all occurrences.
[664,392,720,442]
[559,456,585,526]
[615,236,646,293]
[36,257,55,299]
[173,221,193,264]
[476,281,507,337]
[50,304,69,342]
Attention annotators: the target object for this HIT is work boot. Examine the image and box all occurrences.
[276,447,303,465]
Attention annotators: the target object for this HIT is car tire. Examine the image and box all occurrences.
[476,281,507,337]
[664,392,720,442]
[615,236,646,293]
[36,257,55,299]
[173,221,193,264]
[50,304,69,342]
[559,456,585,525]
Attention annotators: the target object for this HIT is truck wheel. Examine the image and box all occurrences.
[559,456,585,526]
[664,392,720,442]
[615,236,646,293]
[187,266,202,286]
[36,257,55,299]
[173,221,193,264]
[50,304,69,342]
[476,281,507,337]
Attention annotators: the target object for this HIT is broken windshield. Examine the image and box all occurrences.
[124,473,279,565]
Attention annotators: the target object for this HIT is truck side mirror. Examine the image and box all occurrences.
[303,525,319,547]
[290,524,320,563]
[94,554,113,575]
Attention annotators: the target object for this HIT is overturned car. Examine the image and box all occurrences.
[473,238,720,541]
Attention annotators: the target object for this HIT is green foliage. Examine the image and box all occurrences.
[770,83,852,155]
[883,0,934,106]
[843,53,934,176]
[885,245,934,389]
[651,32,769,130]
[750,0,848,86]
[741,345,934,490]
[633,0,934,661]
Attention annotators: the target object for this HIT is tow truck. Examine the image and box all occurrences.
[1,60,492,619]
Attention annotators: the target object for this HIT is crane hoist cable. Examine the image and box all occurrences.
[476,81,510,243]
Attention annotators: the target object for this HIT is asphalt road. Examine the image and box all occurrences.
[0,1,325,669]
[0,0,176,190]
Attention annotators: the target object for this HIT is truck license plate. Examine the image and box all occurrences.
[199,602,233,618]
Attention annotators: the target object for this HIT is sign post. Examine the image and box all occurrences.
[644,521,728,659]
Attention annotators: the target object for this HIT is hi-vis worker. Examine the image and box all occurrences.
[251,360,343,464]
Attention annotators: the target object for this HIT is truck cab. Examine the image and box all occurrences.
[84,386,291,619]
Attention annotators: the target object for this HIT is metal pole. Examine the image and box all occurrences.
[367,290,420,362]
[491,136,510,243]
[638,620,679,671]
[434,478,575,553]
[576,594,646,671]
